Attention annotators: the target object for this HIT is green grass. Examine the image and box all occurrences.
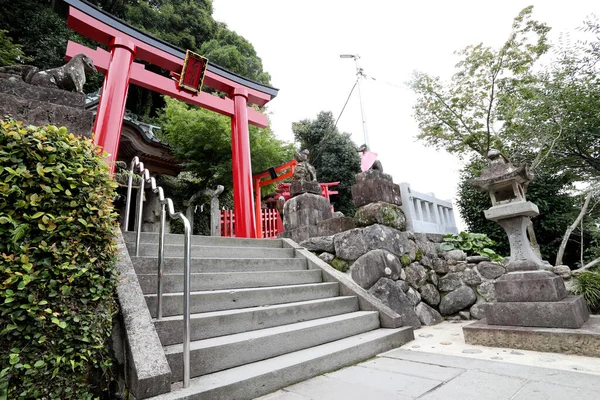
[572,270,600,312]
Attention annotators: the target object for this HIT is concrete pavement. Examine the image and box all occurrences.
[258,321,600,399]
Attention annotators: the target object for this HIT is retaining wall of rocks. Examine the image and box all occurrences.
[300,224,509,327]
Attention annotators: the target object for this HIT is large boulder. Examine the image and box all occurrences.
[350,249,402,289]
[432,258,449,274]
[283,192,332,231]
[333,228,368,261]
[419,283,441,306]
[415,302,444,326]
[355,202,406,230]
[477,262,506,279]
[470,303,488,320]
[404,262,428,289]
[438,272,463,292]
[318,252,335,263]
[462,268,482,286]
[444,249,467,264]
[439,286,477,315]
[300,235,334,253]
[368,278,421,328]
[362,224,410,256]
[476,281,496,302]
[406,287,421,306]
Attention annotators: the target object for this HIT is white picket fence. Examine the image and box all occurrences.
[399,182,458,234]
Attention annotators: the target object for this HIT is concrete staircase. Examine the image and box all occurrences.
[123,232,412,399]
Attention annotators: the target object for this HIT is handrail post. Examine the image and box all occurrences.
[182,216,192,388]
[134,169,145,257]
[124,156,138,231]
[157,202,166,320]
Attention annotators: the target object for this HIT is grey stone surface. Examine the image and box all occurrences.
[354,169,394,183]
[551,265,572,279]
[317,217,357,237]
[300,235,335,253]
[448,262,467,272]
[513,381,600,400]
[0,76,85,106]
[280,225,319,243]
[438,272,463,292]
[485,296,590,328]
[477,281,496,302]
[470,303,488,320]
[427,270,439,286]
[396,280,410,293]
[406,287,421,306]
[358,357,463,382]
[494,271,567,302]
[289,179,322,197]
[466,256,490,263]
[463,316,600,357]
[285,375,413,400]
[404,262,428,289]
[319,252,335,263]
[334,228,368,261]
[352,175,402,207]
[283,193,333,231]
[419,370,526,400]
[432,258,449,274]
[477,262,506,279]
[114,230,171,398]
[419,283,441,306]
[354,201,406,230]
[506,259,539,272]
[439,286,477,316]
[445,250,467,262]
[462,268,482,285]
[459,311,471,320]
[350,249,403,290]
[326,363,441,398]
[362,224,408,256]
[368,278,421,328]
[415,302,444,326]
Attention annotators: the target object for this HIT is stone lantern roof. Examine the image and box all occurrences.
[470,149,533,192]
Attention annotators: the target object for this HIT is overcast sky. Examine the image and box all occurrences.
[212,0,598,228]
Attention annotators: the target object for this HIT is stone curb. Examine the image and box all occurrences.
[115,229,171,398]
[282,238,414,330]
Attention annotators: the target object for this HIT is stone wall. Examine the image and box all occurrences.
[300,224,510,327]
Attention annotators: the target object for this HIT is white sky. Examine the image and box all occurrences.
[212,0,598,229]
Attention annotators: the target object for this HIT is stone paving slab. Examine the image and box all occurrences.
[326,364,442,398]
[419,370,526,400]
[513,381,600,400]
[281,375,413,400]
[358,357,464,382]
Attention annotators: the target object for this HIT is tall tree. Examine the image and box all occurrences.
[292,111,361,216]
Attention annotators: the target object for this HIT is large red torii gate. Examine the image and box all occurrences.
[62,0,279,238]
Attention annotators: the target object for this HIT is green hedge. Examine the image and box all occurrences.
[0,119,119,398]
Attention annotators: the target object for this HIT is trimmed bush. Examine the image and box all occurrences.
[0,119,119,398]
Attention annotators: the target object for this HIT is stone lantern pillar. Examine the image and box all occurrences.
[470,150,589,329]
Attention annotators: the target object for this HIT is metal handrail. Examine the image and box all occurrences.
[123,156,192,388]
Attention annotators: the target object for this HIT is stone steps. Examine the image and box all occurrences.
[164,311,380,381]
[127,242,296,258]
[147,328,413,400]
[123,231,284,248]
[132,256,307,274]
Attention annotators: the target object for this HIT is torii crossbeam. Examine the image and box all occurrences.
[62,0,279,238]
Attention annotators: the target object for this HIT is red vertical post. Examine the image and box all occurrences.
[255,179,262,238]
[93,37,136,174]
[231,88,256,238]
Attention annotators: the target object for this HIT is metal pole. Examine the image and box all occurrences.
[181,215,192,388]
[124,157,138,231]
[134,167,146,257]
[353,56,369,149]
[157,202,166,320]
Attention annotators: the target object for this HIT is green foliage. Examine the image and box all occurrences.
[0,119,119,398]
[159,97,294,191]
[330,257,349,273]
[572,271,600,312]
[440,232,504,262]
[292,111,361,216]
[409,6,550,158]
[0,30,29,66]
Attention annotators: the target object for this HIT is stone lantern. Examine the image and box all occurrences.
[470,149,542,271]
[469,150,589,329]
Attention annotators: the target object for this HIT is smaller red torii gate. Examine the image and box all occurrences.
[62,0,279,238]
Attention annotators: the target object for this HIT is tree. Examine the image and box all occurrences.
[158,97,295,191]
[0,30,29,66]
[409,6,550,158]
[292,111,361,216]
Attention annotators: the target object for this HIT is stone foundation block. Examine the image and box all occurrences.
[283,193,332,231]
[352,178,401,208]
[0,76,85,107]
[355,169,393,183]
[280,225,319,243]
[463,316,600,357]
[495,271,567,302]
[290,180,322,197]
[485,296,590,329]
[355,201,406,230]
[317,217,356,236]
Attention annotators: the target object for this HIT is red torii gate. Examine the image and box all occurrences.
[62,0,279,238]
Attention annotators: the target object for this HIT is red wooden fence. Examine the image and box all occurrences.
[221,209,283,238]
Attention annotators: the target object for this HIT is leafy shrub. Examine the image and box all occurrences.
[572,271,600,312]
[440,231,504,262]
[0,119,119,398]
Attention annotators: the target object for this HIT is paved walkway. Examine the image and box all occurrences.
[258,321,600,400]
